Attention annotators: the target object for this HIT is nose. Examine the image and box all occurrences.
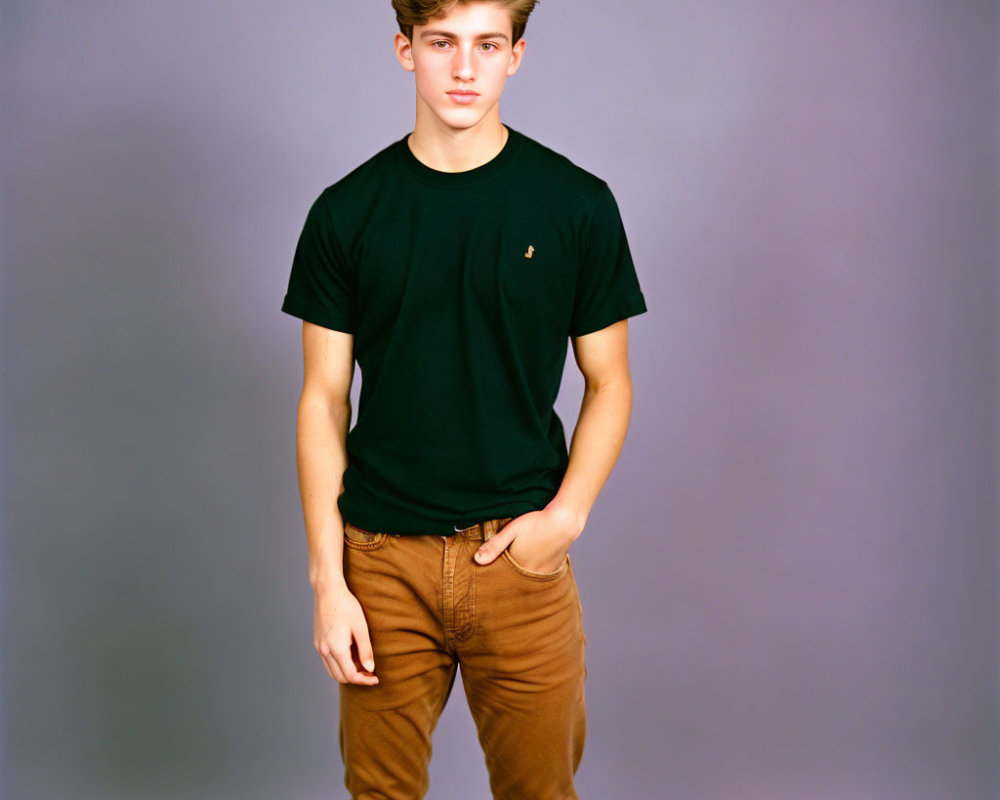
[452,45,475,81]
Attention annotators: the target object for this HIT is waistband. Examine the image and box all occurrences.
[451,516,514,541]
[344,516,515,540]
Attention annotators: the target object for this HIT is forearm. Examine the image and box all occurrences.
[297,392,352,594]
[545,376,634,535]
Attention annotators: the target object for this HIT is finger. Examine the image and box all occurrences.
[354,626,377,676]
[330,643,367,685]
[317,641,347,683]
[474,529,515,565]
[318,656,332,680]
[336,630,379,685]
[324,654,344,683]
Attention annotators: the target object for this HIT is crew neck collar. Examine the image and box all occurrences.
[395,125,525,188]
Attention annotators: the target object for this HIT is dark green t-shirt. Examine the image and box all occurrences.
[281,125,647,535]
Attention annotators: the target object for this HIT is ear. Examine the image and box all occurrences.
[506,37,526,77]
[394,32,415,72]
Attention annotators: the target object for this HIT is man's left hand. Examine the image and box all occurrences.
[473,506,583,572]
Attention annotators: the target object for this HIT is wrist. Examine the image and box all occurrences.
[545,498,588,539]
[309,565,348,595]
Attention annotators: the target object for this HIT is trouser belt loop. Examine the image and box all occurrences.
[457,517,508,541]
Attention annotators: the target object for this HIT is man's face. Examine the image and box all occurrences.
[395,2,525,133]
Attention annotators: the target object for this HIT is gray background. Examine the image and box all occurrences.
[3,1,998,798]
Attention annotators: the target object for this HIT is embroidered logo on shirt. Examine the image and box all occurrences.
[524,245,535,259]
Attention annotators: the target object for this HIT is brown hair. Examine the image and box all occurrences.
[391,0,539,46]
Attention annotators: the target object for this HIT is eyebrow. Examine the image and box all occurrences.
[419,29,510,43]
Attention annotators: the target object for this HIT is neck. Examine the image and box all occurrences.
[407,109,508,173]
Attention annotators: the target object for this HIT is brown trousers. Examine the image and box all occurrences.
[339,516,588,800]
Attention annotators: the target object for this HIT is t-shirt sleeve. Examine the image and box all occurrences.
[568,182,648,338]
[280,190,357,334]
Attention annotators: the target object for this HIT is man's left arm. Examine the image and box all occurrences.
[474,318,635,570]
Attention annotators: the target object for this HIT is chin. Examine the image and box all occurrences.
[435,111,489,131]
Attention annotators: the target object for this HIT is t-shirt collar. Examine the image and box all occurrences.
[395,125,525,188]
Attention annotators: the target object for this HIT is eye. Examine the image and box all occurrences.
[432,40,452,49]
[480,42,498,51]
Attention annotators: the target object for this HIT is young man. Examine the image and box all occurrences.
[280,1,647,797]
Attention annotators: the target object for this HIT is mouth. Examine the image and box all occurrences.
[447,90,479,104]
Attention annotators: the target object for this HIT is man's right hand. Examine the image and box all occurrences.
[313,583,379,685]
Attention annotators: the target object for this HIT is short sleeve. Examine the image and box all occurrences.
[569,182,648,337]
[280,190,357,334]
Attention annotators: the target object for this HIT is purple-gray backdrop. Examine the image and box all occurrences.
[3,1,998,799]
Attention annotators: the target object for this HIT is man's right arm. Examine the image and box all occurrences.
[296,319,378,684]
[298,320,354,593]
